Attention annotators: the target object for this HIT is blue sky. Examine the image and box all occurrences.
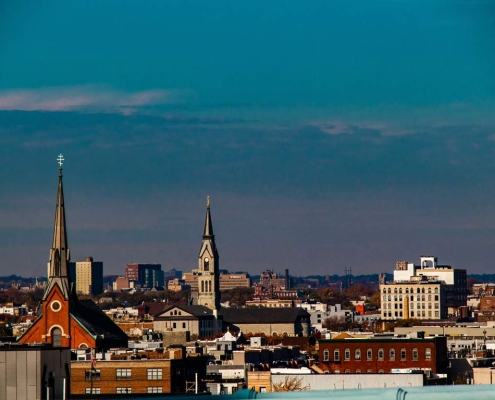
[0,1,494,277]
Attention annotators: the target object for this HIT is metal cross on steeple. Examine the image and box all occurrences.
[57,154,65,168]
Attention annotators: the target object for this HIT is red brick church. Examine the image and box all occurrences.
[18,157,127,350]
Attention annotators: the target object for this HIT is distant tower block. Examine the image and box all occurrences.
[342,267,353,290]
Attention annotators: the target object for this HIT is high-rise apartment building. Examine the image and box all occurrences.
[69,256,104,296]
[125,263,164,288]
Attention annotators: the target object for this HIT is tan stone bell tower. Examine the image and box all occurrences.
[197,196,220,310]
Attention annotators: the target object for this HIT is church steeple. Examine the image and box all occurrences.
[203,195,214,238]
[197,196,220,310]
[43,154,71,300]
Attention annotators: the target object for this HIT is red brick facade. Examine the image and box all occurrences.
[18,284,97,348]
[318,337,447,374]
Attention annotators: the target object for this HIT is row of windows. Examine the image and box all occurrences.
[201,281,212,292]
[322,347,431,362]
[383,287,439,294]
[335,369,385,374]
[166,322,187,329]
[382,310,440,318]
[85,369,163,381]
[382,302,440,309]
[383,295,439,302]
[86,387,162,394]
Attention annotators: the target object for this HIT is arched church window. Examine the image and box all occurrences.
[52,327,62,347]
[201,281,205,292]
[204,258,209,271]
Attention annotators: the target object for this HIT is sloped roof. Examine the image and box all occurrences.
[221,307,310,324]
[154,304,218,318]
[139,302,170,317]
[332,332,353,339]
[72,300,128,344]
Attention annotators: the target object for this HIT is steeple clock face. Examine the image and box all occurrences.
[204,258,210,272]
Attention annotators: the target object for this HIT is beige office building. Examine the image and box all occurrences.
[69,257,104,296]
[380,255,467,321]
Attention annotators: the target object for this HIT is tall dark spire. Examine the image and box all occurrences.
[203,195,214,238]
[44,154,71,300]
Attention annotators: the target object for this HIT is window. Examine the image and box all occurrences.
[425,348,432,360]
[378,369,384,374]
[116,369,131,380]
[173,323,176,328]
[389,348,395,360]
[367,349,372,360]
[85,370,101,381]
[51,327,62,347]
[412,348,418,360]
[435,311,439,317]
[378,348,384,360]
[148,387,163,393]
[147,369,162,380]
[323,349,329,362]
[117,388,132,394]
[334,349,340,361]
[85,388,100,394]
[183,323,186,328]
[401,348,406,361]
[355,349,361,360]
[204,258,209,271]
[344,348,350,360]
[367,369,373,373]
[411,311,415,317]
[345,369,350,374]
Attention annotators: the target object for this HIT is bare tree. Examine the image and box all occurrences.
[272,376,309,392]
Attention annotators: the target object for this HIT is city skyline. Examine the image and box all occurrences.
[1,1,495,276]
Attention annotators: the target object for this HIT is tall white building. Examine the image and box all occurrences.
[380,255,467,321]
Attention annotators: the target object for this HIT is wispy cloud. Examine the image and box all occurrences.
[312,121,423,137]
[0,85,195,113]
